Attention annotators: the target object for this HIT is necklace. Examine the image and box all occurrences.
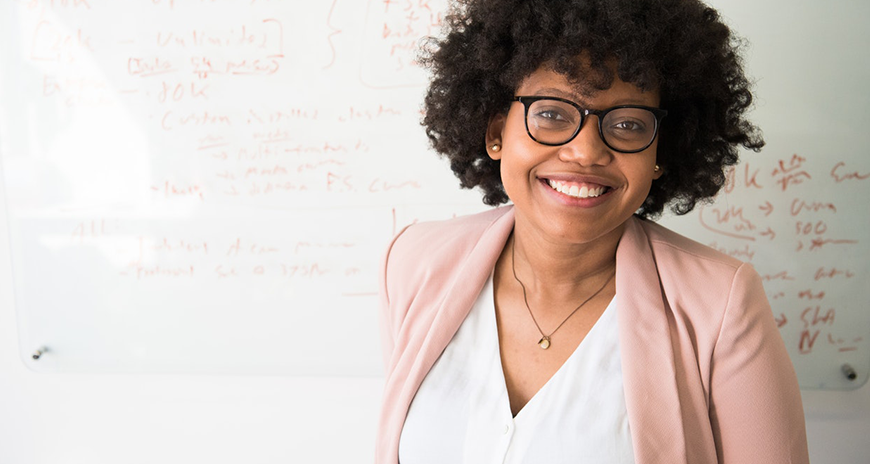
[510,239,615,350]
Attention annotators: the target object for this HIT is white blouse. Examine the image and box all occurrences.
[399,274,635,464]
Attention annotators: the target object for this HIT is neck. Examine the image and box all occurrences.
[505,217,622,302]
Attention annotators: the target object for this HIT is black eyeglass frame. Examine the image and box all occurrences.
[513,96,668,153]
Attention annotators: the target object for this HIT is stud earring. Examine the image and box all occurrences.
[654,164,661,173]
[490,143,501,152]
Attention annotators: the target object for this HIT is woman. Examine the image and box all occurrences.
[377,0,809,462]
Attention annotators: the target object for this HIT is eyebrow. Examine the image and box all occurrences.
[531,87,587,104]
[527,87,660,108]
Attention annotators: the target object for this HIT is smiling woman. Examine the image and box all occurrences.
[376,0,809,463]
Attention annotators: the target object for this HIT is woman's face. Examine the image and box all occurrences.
[487,65,663,247]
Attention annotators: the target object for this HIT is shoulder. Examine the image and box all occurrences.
[386,207,511,273]
[635,217,744,272]
[631,217,758,295]
[625,216,765,327]
[381,206,513,303]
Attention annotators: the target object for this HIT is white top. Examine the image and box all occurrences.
[399,274,635,464]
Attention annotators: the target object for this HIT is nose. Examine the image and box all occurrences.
[556,116,613,167]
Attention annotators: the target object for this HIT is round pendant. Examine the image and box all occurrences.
[538,337,551,350]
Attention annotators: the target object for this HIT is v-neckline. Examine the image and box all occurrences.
[489,285,616,419]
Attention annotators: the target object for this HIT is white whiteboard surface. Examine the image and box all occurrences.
[1,0,867,388]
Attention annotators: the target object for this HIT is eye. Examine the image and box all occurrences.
[529,103,577,132]
[609,119,646,132]
[603,108,656,142]
[532,108,573,124]
[533,108,571,121]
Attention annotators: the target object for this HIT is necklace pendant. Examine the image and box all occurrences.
[538,336,551,350]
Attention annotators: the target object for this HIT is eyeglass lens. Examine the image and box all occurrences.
[526,99,658,152]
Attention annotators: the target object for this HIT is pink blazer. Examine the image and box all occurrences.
[376,206,808,464]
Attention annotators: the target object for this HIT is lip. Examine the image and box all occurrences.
[537,175,618,206]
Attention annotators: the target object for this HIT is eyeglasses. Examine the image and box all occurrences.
[513,96,667,153]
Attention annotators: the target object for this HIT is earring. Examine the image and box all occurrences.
[490,143,501,152]
[654,164,661,173]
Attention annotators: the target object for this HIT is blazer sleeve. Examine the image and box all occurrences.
[708,262,809,463]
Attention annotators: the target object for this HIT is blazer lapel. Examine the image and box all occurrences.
[616,217,688,463]
[395,207,515,425]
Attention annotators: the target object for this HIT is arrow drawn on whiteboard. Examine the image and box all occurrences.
[775,313,788,328]
[758,201,773,216]
[759,227,776,240]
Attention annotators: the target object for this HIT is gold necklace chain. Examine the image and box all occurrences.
[510,239,615,350]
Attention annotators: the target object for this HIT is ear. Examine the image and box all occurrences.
[485,113,507,160]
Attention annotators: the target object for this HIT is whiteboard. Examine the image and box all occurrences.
[1,0,867,388]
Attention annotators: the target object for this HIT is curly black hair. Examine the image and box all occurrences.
[420,0,764,218]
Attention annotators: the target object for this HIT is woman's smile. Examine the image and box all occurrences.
[545,179,610,199]
[538,176,616,209]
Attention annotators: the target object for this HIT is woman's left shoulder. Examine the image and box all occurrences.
[631,217,752,282]
[625,217,767,320]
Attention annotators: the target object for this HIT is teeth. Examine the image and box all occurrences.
[547,179,607,198]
